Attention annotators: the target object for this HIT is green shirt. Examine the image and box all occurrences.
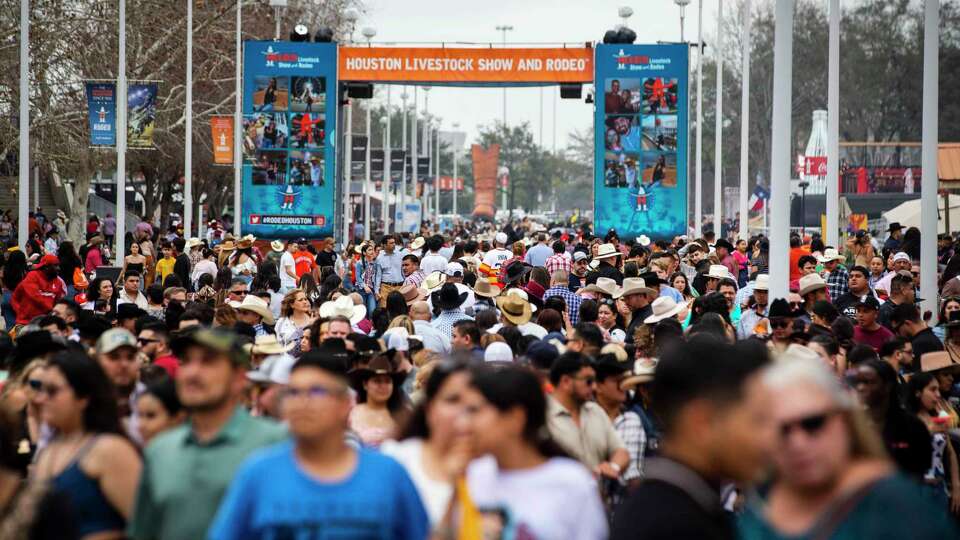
[128,406,287,540]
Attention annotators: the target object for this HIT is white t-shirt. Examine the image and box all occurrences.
[421,252,449,275]
[466,455,608,540]
[380,438,452,526]
[279,251,297,289]
[482,248,512,271]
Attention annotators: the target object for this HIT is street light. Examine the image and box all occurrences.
[674,0,691,41]
[798,180,810,237]
[495,25,513,129]
[343,9,359,42]
[452,122,460,217]
[361,26,376,43]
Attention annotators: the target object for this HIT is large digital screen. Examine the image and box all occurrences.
[241,41,337,239]
[594,44,688,241]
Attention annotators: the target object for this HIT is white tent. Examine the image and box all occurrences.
[882,194,960,234]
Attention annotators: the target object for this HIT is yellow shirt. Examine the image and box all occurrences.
[155,257,176,283]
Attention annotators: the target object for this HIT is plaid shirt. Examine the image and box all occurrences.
[826,265,850,300]
[430,309,474,339]
[403,269,426,288]
[614,410,646,482]
[545,253,572,275]
[544,285,581,326]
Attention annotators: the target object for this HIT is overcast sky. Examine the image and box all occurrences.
[357,0,719,151]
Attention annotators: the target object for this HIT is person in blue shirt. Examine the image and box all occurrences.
[208,353,429,540]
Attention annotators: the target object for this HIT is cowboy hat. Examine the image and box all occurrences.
[318,296,367,325]
[409,236,426,251]
[348,354,406,388]
[235,295,275,325]
[270,240,285,252]
[921,351,959,373]
[501,261,532,284]
[578,277,622,297]
[886,222,903,232]
[419,271,447,293]
[754,274,770,291]
[237,237,254,250]
[496,295,533,326]
[436,283,469,311]
[643,296,688,324]
[798,273,828,297]
[638,235,651,247]
[473,279,502,298]
[713,238,734,252]
[251,334,295,356]
[219,240,236,252]
[767,298,794,319]
[185,238,203,250]
[522,280,546,302]
[615,277,657,299]
[706,264,734,281]
[399,283,427,305]
[247,353,296,385]
[621,359,657,390]
[594,243,620,260]
[815,247,844,263]
[505,288,537,312]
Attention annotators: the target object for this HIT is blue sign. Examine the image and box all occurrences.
[241,41,337,239]
[85,82,116,146]
[594,44,688,241]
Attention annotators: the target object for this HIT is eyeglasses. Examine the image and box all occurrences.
[780,411,835,439]
[27,379,42,391]
[789,302,803,309]
[282,385,344,400]
[229,290,247,296]
[770,318,791,329]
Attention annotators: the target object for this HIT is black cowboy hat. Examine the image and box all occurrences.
[944,310,960,328]
[435,282,468,311]
[348,353,406,389]
[713,238,734,252]
[886,222,903,232]
[767,298,794,319]
[502,261,532,285]
[7,330,66,375]
[638,271,663,288]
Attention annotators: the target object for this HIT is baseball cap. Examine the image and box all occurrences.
[495,232,509,245]
[34,254,60,270]
[95,328,138,355]
[573,251,589,263]
[893,252,911,263]
[484,342,514,363]
[856,296,881,311]
[445,262,464,277]
[172,328,251,367]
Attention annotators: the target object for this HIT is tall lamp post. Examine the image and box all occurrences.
[675,0,691,232]
[452,122,460,217]
[713,0,724,238]
[694,0,704,236]
[798,180,809,237]
[18,0,29,248]
[496,24,512,215]
[361,26,376,241]
[400,89,408,233]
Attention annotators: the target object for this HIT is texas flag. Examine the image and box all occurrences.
[748,185,770,212]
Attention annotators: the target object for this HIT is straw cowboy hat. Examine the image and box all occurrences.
[409,236,426,251]
[218,240,236,252]
[706,264,734,281]
[921,351,959,373]
[419,271,447,294]
[233,295,275,325]
[578,277,622,297]
[399,283,427,305]
[643,296,688,324]
[496,294,533,326]
[621,359,657,390]
[319,295,367,325]
[615,277,658,299]
[251,334,295,356]
[754,274,770,291]
[237,237,255,250]
[816,247,844,263]
[505,288,537,312]
[798,273,828,297]
[270,240,285,252]
[594,243,620,260]
[473,279,502,299]
[185,237,203,250]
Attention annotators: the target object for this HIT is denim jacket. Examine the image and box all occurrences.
[356,259,381,294]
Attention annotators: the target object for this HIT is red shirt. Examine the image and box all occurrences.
[293,251,316,278]
[11,270,66,325]
[853,324,894,352]
[153,354,179,378]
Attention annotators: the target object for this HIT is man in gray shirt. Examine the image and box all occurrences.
[375,235,405,306]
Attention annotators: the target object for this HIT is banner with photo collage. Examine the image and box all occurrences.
[593,44,688,241]
[241,41,337,238]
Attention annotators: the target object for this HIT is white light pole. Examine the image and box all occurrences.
[400,89,408,232]
[495,25,513,127]
[361,26,375,240]
[713,0,723,238]
[738,0,751,240]
[116,0,127,261]
[768,0,794,299]
[233,0,242,236]
[18,0,29,248]
[694,0,703,237]
[422,87,430,218]
[435,119,441,219]
[184,0,194,238]
[452,122,460,217]
[826,0,840,247]
[382,86,392,233]
[675,0,691,232]
[920,0,938,320]
[411,86,419,224]
[344,100,353,245]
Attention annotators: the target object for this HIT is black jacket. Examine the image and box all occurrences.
[586,262,624,286]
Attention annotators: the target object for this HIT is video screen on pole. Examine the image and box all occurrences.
[594,45,688,241]
[241,42,337,238]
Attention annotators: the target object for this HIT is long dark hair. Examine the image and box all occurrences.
[468,364,567,459]
[353,355,409,420]
[386,291,407,321]
[399,361,472,440]
[58,241,82,283]
[861,359,902,427]
[905,372,937,415]
[46,352,124,436]
[2,250,27,291]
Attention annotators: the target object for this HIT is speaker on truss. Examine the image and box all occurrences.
[560,84,582,100]
[346,83,374,99]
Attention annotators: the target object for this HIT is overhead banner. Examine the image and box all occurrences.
[127,83,157,148]
[339,47,594,84]
[241,41,337,238]
[211,116,234,165]
[85,82,117,147]
[594,44,688,241]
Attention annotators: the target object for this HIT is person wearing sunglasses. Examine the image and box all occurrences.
[740,354,959,539]
[208,352,429,540]
[766,298,796,353]
[546,352,629,485]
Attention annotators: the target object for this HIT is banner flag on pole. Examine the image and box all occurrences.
[85,82,117,146]
[748,184,770,212]
[211,116,234,164]
[127,83,158,148]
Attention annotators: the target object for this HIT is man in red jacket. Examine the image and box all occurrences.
[11,254,66,326]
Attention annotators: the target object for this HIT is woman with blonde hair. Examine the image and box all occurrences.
[274,289,316,346]
[739,355,959,538]
[2,360,48,475]
[388,315,415,335]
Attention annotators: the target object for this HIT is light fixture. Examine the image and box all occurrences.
[314,27,335,43]
[361,27,377,42]
[290,24,309,42]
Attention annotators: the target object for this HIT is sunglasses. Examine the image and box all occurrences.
[229,290,247,296]
[780,411,835,439]
[27,379,42,391]
[770,318,791,329]
[138,337,159,345]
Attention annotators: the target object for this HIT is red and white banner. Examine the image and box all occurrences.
[804,156,827,177]
[438,176,465,191]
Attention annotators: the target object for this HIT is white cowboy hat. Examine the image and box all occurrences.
[578,277,622,297]
[185,237,203,250]
[754,274,770,291]
[706,264,734,281]
[643,296,688,324]
[270,240,285,252]
[409,236,426,251]
[594,243,620,260]
[234,295,275,325]
[318,296,367,325]
[251,334,294,356]
[615,277,657,299]
[798,273,828,297]
[638,235,651,247]
[621,359,657,389]
[815,247,844,263]
[419,271,447,294]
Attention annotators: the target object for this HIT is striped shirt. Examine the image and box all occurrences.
[544,285,581,326]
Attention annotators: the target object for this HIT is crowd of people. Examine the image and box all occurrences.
[0,214,959,539]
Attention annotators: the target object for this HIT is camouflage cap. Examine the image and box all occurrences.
[171,328,250,367]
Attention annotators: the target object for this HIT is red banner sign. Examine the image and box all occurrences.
[438,176,464,191]
[804,156,827,177]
